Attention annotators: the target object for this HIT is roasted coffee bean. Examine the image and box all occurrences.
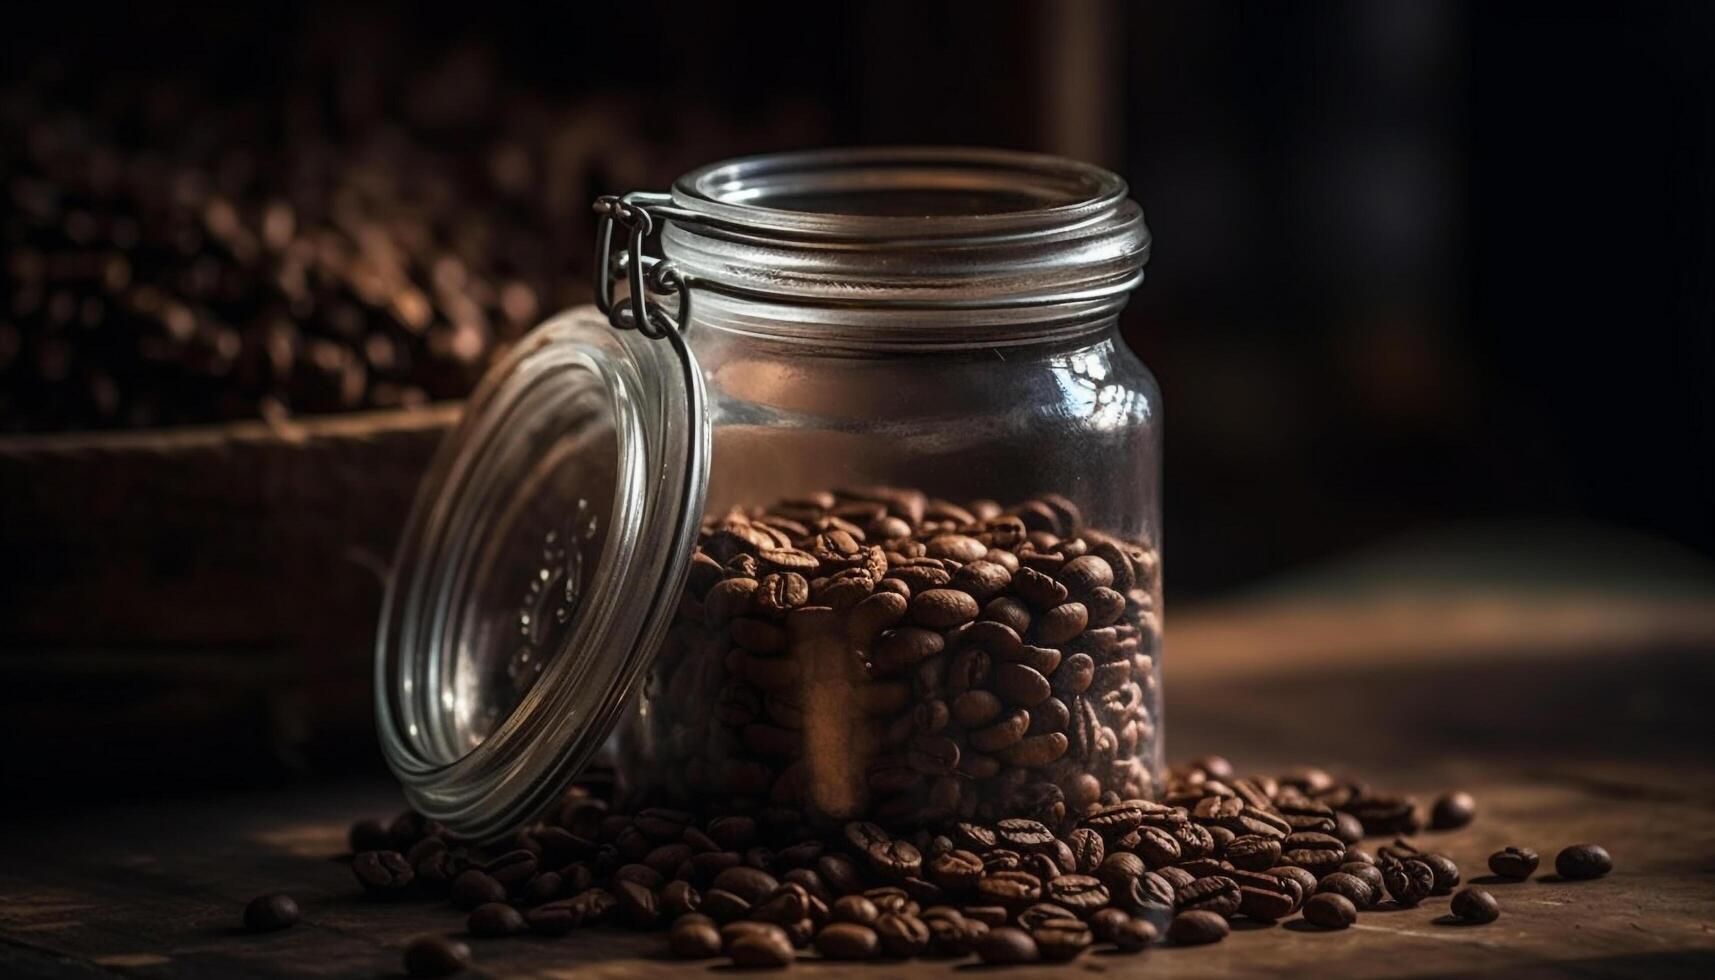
[1337,863,1385,907]
[660,880,702,918]
[1281,832,1347,875]
[1174,875,1241,917]
[484,850,539,893]
[976,870,1043,910]
[1488,846,1540,880]
[1315,872,1374,909]
[1418,853,1461,894]
[817,854,866,895]
[1044,874,1110,916]
[1384,859,1436,907]
[975,926,1040,964]
[1108,914,1157,951]
[701,888,752,923]
[1350,795,1421,836]
[1031,918,1094,961]
[1556,844,1612,880]
[1303,892,1358,929]
[729,927,796,968]
[450,870,508,910]
[530,889,618,934]
[925,911,986,956]
[864,886,919,916]
[1021,852,1063,883]
[403,935,471,978]
[995,818,1056,851]
[1430,790,1477,830]
[712,866,779,904]
[613,863,664,890]
[348,819,392,854]
[353,851,414,896]
[521,872,563,906]
[468,902,527,938]
[1064,828,1105,873]
[815,922,881,960]
[1167,910,1229,945]
[830,894,879,926]
[993,663,1052,706]
[614,879,660,928]
[1334,811,1365,846]
[963,905,1010,927]
[866,840,923,880]
[1225,834,1283,871]
[1450,887,1501,924]
[243,894,299,932]
[670,915,724,958]
[910,589,980,629]
[874,912,932,957]
[1270,864,1320,899]
[1233,870,1298,921]
[926,849,985,891]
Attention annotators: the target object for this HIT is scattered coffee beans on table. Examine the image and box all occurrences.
[300,755,1607,971]
[1555,844,1613,880]
[1488,846,1540,880]
[241,893,299,933]
[1450,887,1501,924]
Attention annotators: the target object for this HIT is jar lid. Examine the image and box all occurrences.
[375,306,707,840]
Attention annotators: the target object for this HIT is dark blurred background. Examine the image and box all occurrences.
[3,1,1713,793]
[5,0,1710,593]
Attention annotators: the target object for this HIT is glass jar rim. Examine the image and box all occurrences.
[656,147,1150,319]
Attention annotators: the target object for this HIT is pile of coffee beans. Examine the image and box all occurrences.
[0,63,593,432]
[633,488,1163,829]
[273,761,1612,975]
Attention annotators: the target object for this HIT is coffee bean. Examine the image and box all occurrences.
[729,927,795,968]
[242,894,299,932]
[403,935,471,977]
[995,818,1056,851]
[1419,853,1461,894]
[1384,859,1436,907]
[976,870,1043,911]
[352,851,414,896]
[670,915,724,958]
[1555,844,1612,880]
[1281,832,1347,875]
[1167,909,1229,945]
[1303,892,1358,929]
[830,894,880,926]
[1315,872,1374,909]
[1334,811,1365,845]
[1174,875,1241,917]
[1270,865,1319,900]
[615,879,660,928]
[976,925,1040,964]
[875,912,932,957]
[1064,828,1105,873]
[467,902,527,938]
[925,911,987,956]
[1044,874,1110,915]
[659,880,701,917]
[815,922,881,959]
[1450,887,1501,924]
[1233,870,1298,921]
[866,840,923,880]
[1337,863,1385,907]
[1031,918,1093,961]
[348,819,392,854]
[910,589,980,629]
[927,849,985,891]
[1430,790,1476,830]
[1488,846,1540,879]
[712,866,780,904]
[1225,834,1283,871]
[993,663,1052,706]
[528,889,617,934]
[450,870,508,910]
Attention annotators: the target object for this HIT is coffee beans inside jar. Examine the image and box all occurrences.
[637,488,1163,831]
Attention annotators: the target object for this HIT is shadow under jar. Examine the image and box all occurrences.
[377,148,1162,841]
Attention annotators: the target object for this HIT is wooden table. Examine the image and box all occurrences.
[4,591,1715,978]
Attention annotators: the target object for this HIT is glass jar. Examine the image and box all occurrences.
[377,148,1160,841]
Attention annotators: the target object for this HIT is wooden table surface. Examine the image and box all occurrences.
[4,590,1715,978]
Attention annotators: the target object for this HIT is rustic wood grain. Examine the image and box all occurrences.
[3,603,1713,978]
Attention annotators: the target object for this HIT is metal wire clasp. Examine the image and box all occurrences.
[593,193,691,339]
